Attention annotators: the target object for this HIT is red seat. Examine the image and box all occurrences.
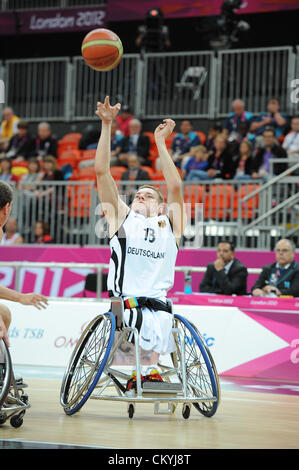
[57,150,81,169]
[204,185,233,219]
[195,131,206,145]
[110,166,127,181]
[68,185,91,218]
[140,166,156,180]
[184,185,204,218]
[61,133,82,143]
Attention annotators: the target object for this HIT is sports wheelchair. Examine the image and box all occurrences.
[0,339,30,428]
[60,298,220,419]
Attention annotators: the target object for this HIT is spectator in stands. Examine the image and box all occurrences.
[0,107,19,152]
[1,217,23,245]
[205,121,223,155]
[110,120,124,166]
[78,124,100,150]
[169,120,201,169]
[199,240,248,295]
[251,127,287,181]
[231,140,255,180]
[118,118,151,166]
[120,153,150,204]
[250,98,287,141]
[182,145,209,181]
[251,239,299,298]
[225,99,253,141]
[188,134,232,180]
[0,157,19,184]
[20,157,43,193]
[34,155,64,201]
[40,155,63,183]
[282,116,299,160]
[4,120,35,161]
[115,104,133,137]
[33,220,53,244]
[35,122,57,159]
[229,121,256,154]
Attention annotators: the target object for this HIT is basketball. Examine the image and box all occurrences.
[81,28,123,72]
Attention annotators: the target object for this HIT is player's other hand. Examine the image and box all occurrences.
[19,293,48,310]
[0,315,9,346]
[154,119,176,141]
[95,96,121,123]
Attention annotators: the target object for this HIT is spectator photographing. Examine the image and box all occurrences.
[199,241,248,295]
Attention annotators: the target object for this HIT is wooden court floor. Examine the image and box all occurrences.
[1,377,299,449]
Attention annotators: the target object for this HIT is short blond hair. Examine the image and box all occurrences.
[137,185,164,204]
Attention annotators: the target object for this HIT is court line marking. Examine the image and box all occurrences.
[29,387,299,407]
[0,438,116,449]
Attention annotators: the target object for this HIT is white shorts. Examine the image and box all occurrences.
[123,306,176,356]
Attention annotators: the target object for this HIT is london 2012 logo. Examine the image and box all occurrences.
[0,80,4,104]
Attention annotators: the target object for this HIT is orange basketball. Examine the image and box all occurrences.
[81,28,123,72]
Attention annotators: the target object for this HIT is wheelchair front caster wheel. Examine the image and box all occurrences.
[128,403,135,419]
[182,404,190,420]
[10,414,24,428]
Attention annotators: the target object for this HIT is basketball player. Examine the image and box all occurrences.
[0,181,48,347]
[95,96,186,383]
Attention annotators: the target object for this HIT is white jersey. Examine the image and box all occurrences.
[107,210,178,299]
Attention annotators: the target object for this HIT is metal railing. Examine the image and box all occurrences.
[8,177,298,249]
[237,161,299,249]
[1,45,298,121]
[0,261,262,300]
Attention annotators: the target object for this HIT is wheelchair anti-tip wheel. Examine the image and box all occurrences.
[172,314,220,417]
[60,312,116,415]
[0,338,12,409]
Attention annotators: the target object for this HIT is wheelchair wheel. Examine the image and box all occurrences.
[172,314,220,417]
[60,312,116,415]
[0,339,12,408]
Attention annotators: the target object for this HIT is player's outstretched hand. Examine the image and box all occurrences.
[95,96,121,123]
[19,293,48,310]
[154,118,176,142]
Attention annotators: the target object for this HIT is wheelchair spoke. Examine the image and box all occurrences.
[61,314,116,412]
[173,315,220,417]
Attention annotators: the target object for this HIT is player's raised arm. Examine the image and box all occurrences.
[154,119,187,244]
[95,96,129,237]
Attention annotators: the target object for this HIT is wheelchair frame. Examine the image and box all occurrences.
[60,299,220,420]
[0,339,31,428]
